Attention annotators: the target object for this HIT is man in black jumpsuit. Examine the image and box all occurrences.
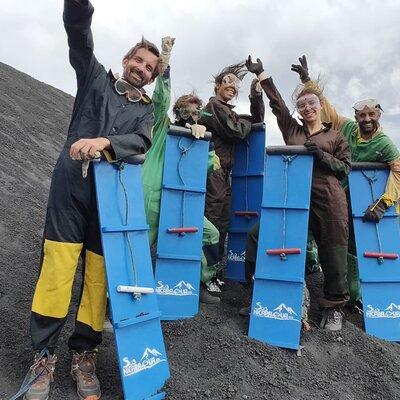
[23,1,160,399]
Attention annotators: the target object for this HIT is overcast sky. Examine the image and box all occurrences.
[1,0,399,145]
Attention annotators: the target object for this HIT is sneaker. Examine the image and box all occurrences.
[71,351,101,400]
[200,285,220,304]
[239,305,250,317]
[205,280,222,293]
[320,309,343,331]
[24,352,57,400]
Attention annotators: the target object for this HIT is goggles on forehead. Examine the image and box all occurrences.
[114,78,142,102]
[221,74,242,89]
[296,96,321,112]
[178,107,212,120]
[353,99,383,112]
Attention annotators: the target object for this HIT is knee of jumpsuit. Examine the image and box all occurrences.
[76,249,107,332]
[205,168,230,230]
[318,245,350,305]
[32,239,83,318]
[245,222,260,265]
[201,218,220,282]
[143,188,161,247]
[243,222,260,285]
[347,252,361,303]
[202,217,220,263]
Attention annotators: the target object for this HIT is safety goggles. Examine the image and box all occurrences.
[296,95,321,112]
[178,107,212,121]
[114,78,142,102]
[221,74,242,89]
[353,99,383,112]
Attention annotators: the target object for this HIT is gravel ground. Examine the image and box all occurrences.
[1,62,400,400]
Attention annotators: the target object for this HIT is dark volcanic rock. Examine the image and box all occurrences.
[1,62,400,400]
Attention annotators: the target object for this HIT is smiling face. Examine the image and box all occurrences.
[215,73,241,103]
[122,47,159,88]
[296,93,322,123]
[355,106,381,136]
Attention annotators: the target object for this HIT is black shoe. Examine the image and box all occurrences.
[200,286,220,304]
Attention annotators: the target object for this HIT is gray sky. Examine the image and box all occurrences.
[1,0,399,145]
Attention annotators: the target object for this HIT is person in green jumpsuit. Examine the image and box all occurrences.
[292,55,400,307]
[141,37,222,304]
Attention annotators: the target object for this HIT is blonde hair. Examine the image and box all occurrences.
[292,77,324,105]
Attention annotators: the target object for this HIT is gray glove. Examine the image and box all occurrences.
[246,55,264,76]
[291,55,310,83]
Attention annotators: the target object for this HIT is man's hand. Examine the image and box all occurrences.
[186,123,206,140]
[304,141,324,161]
[363,198,388,223]
[159,36,176,74]
[70,137,110,161]
[250,78,262,97]
[246,56,264,76]
[291,55,310,83]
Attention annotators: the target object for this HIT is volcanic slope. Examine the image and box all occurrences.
[1,62,400,400]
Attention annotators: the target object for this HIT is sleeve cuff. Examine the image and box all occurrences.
[257,71,269,82]
[381,193,396,207]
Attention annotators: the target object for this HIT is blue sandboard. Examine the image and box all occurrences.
[348,163,400,341]
[248,146,313,350]
[227,123,266,281]
[155,126,211,320]
[94,160,169,399]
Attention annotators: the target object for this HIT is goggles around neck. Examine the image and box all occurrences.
[114,78,143,102]
[353,99,383,112]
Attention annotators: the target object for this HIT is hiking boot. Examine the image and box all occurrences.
[239,305,251,317]
[200,285,220,304]
[71,351,101,400]
[24,352,57,400]
[320,309,343,331]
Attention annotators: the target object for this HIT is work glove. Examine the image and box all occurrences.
[291,55,310,83]
[363,198,388,223]
[250,78,263,97]
[304,141,324,161]
[186,123,206,140]
[246,56,264,76]
[158,36,175,74]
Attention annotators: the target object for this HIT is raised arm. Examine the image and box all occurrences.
[63,0,97,85]
[151,69,171,138]
[291,55,348,131]
[246,56,298,143]
[151,37,174,138]
[237,78,265,123]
